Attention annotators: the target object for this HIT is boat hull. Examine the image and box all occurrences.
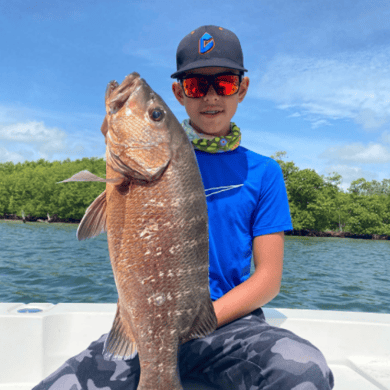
[1,303,390,390]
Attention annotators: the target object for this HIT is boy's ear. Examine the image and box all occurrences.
[172,82,185,106]
[238,77,250,103]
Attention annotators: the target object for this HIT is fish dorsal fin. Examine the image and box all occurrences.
[180,298,218,345]
[103,301,137,361]
[77,190,107,241]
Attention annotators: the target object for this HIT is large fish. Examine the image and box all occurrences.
[59,72,217,390]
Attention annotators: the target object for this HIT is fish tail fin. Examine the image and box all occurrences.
[103,302,137,361]
[180,298,218,344]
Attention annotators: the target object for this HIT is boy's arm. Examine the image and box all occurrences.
[212,231,284,328]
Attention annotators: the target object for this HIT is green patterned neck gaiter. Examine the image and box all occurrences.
[181,119,241,153]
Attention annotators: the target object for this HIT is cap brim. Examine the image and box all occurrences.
[171,58,248,79]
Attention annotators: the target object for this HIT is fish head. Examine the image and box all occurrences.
[103,72,175,182]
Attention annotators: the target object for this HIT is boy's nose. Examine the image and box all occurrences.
[204,85,219,99]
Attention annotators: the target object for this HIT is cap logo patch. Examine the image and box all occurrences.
[199,32,215,54]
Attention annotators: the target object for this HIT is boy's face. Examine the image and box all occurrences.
[172,67,250,137]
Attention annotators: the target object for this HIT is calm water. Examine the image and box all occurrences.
[1,220,389,313]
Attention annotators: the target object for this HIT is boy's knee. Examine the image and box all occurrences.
[269,337,334,389]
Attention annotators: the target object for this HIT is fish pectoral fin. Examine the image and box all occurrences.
[103,303,137,361]
[57,170,123,184]
[77,190,107,241]
[180,298,218,344]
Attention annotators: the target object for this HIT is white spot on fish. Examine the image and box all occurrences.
[182,326,190,334]
[140,229,150,238]
[141,275,154,285]
[168,244,181,255]
[186,239,199,248]
[175,290,191,298]
[150,222,159,230]
[154,293,166,306]
[125,107,132,116]
[167,292,172,301]
[157,363,164,373]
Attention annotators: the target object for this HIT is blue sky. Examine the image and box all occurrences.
[1,0,390,191]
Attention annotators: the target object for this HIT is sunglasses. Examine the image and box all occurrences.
[180,72,242,98]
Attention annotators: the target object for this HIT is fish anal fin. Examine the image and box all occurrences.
[180,298,218,345]
[77,190,107,240]
[103,301,137,361]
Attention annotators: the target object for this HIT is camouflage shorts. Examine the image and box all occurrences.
[32,308,334,390]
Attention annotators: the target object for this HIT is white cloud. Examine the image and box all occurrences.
[252,49,390,130]
[0,147,26,164]
[381,130,390,144]
[288,112,302,118]
[320,142,390,164]
[311,119,331,129]
[241,127,331,172]
[0,121,85,162]
[0,121,66,144]
[323,164,377,191]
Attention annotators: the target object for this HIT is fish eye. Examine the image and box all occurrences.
[150,108,164,121]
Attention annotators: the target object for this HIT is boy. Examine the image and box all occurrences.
[33,25,334,389]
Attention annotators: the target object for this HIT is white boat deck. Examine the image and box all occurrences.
[1,303,389,389]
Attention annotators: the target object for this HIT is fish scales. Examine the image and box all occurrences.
[59,72,217,390]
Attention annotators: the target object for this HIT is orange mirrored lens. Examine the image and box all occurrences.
[215,75,239,96]
[182,74,240,98]
[182,77,207,98]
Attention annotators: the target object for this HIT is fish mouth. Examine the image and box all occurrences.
[106,73,142,115]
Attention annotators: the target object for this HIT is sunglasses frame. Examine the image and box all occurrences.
[180,72,243,98]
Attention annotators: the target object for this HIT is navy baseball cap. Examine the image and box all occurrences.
[171,25,248,79]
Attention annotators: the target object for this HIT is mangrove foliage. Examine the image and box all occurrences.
[1,153,389,235]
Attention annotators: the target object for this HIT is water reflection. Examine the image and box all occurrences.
[1,221,389,313]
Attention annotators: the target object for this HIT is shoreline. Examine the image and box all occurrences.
[0,214,80,224]
[285,229,390,240]
[1,215,389,240]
